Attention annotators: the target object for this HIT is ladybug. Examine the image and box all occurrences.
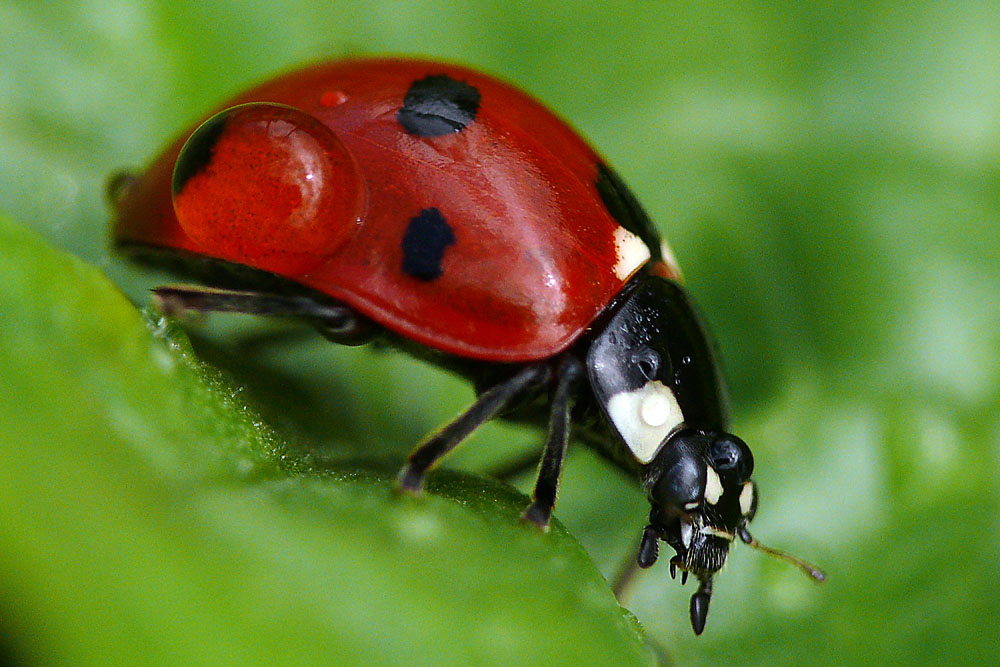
[110,57,823,635]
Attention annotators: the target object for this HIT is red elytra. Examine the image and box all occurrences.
[113,58,676,362]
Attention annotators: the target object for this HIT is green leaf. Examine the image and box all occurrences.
[0,217,652,665]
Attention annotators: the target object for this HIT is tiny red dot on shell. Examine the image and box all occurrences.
[320,90,348,107]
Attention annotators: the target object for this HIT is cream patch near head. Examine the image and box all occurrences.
[739,481,754,516]
[613,226,651,280]
[606,380,683,463]
[704,466,723,506]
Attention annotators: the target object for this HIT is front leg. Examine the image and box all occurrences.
[521,356,584,529]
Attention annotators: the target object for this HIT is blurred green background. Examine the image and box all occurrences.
[2,1,999,665]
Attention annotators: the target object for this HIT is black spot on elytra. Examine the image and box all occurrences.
[595,163,662,260]
[402,208,456,280]
[172,112,228,196]
[397,74,481,137]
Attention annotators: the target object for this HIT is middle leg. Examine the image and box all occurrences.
[521,356,584,529]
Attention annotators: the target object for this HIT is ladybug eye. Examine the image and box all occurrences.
[708,435,754,485]
[172,103,365,275]
[630,347,661,381]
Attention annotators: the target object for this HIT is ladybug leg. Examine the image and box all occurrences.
[153,285,375,345]
[522,356,585,529]
[398,364,551,493]
[610,524,663,599]
[609,544,643,599]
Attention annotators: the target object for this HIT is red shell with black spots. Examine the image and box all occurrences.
[113,58,675,361]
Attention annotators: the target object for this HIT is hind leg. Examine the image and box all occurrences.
[152,284,376,345]
[521,356,584,528]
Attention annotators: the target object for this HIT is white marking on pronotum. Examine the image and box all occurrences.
[606,380,684,463]
[683,501,700,512]
[739,481,755,516]
[639,390,674,427]
[704,466,723,506]
[613,226,651,280]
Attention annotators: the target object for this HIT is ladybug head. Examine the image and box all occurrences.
[638,430,824,634]
[640,429,756,634]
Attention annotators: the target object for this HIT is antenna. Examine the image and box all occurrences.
[737,526,826,582]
